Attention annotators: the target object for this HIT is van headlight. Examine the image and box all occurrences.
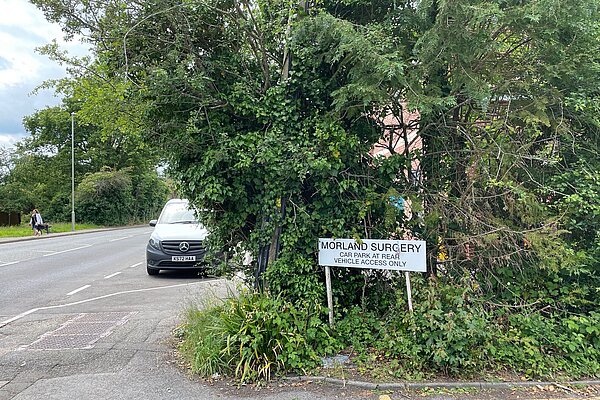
[148,236,161,250]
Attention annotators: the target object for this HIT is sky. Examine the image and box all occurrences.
[0,0,87,149]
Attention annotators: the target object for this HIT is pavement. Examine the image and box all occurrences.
[2,228,600,399]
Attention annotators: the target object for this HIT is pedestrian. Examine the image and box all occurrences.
[33,209,44,236]
[29,210,37,236]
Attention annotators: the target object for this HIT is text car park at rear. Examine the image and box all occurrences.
[146,199,209,275]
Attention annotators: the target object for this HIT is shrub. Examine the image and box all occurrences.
[334,306,384,354]
[76,169,134,225]
[380,278,494,375]
[179,291,339,383]
[74,168,168,225]
[178,306,230,377]
[332,275,600,380]
[490,311,600,378]
[180,279,600,383]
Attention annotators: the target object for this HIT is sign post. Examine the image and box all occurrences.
[325,266,334,326]
[405,271,413,312]
[318,238,426,324]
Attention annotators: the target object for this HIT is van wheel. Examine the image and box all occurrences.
[147,266,159,275]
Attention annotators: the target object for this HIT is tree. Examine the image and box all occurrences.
[1,94,167,223]
[0,146,53,214]
[30,0,600,308]
[75,168,133,226]
[398,0,600,311]
[0,146,12,183]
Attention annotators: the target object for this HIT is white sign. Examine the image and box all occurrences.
[318,238,426,272]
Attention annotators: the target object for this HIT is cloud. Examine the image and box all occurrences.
[0,0,87,148]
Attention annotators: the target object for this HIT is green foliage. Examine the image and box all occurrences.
[381,278,493,375]
[130,171,171,222]
[0,150,62,214]
[2,100,166,224]
[331,279,493,376]
[179,291,339,383]
[75,169,134,225]
[333,277,600,380]
[551,161,600,259]
[490,312,600,378]
[334,306,385,354]
[74,168,168,226]
[177,305,230,378]
[0,222,99,238]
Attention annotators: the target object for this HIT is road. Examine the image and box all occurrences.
[0,227,222,399]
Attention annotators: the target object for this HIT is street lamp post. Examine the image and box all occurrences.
[71,112,75,232]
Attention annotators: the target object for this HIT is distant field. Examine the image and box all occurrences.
[0,223,101,238]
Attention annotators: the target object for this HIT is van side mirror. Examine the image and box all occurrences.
[149,220,157,227]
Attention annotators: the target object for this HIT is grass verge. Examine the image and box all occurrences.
[0,222,102,238]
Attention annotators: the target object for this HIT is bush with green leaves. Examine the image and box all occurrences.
[490,312,600,379]
[178,269,600,383]
[130,171,170,222]
[372,277,493,375]
[75,169,134,225]
[75,168,168,226]
[333,306,385,355]
[33,0,600,382]
[179,291,339,383]
[177,305,230,378]
[331,275,600,380]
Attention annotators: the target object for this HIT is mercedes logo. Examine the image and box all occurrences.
[179,242,190,253]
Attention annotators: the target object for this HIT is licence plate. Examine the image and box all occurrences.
[172,256,196,262]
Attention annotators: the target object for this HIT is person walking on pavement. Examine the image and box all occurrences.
[33,209,44,236]
[29,210,37,236]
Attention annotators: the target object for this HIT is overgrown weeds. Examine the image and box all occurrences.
[178,291,338,383]
[178,277,600,384]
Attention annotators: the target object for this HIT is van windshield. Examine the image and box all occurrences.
[158,203,200,225]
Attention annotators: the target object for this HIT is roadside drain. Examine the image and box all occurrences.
[20,312,135,351]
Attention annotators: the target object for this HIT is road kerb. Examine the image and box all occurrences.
[284,375,600,392]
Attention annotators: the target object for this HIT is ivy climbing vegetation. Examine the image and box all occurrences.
[32,0,600,381]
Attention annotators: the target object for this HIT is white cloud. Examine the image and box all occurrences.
[0,0,88,147]
[0,0,66,89]
[0,132,25,147]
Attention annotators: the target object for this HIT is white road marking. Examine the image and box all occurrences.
[66,285,91,296]
[129,262,143,268]
[0,308,39,326]
[104,272,122,279]
[0,282,208,327]
[109,236,133,242]
[43,244,92,257]
[0,261,19,266]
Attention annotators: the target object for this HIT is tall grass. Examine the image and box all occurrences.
[178,291,337,383]
[0,222,101,238]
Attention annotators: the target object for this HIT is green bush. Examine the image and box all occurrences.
[330,276,600,380]
[179,279,600,383]
[76,169,134,225]
[45,191,72,222]
[74,168,168,225]
[490,312,600,378]
[334,306,384,354]
[179,291,339,383]
[378,278,493,375]
[131,171,170,222]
